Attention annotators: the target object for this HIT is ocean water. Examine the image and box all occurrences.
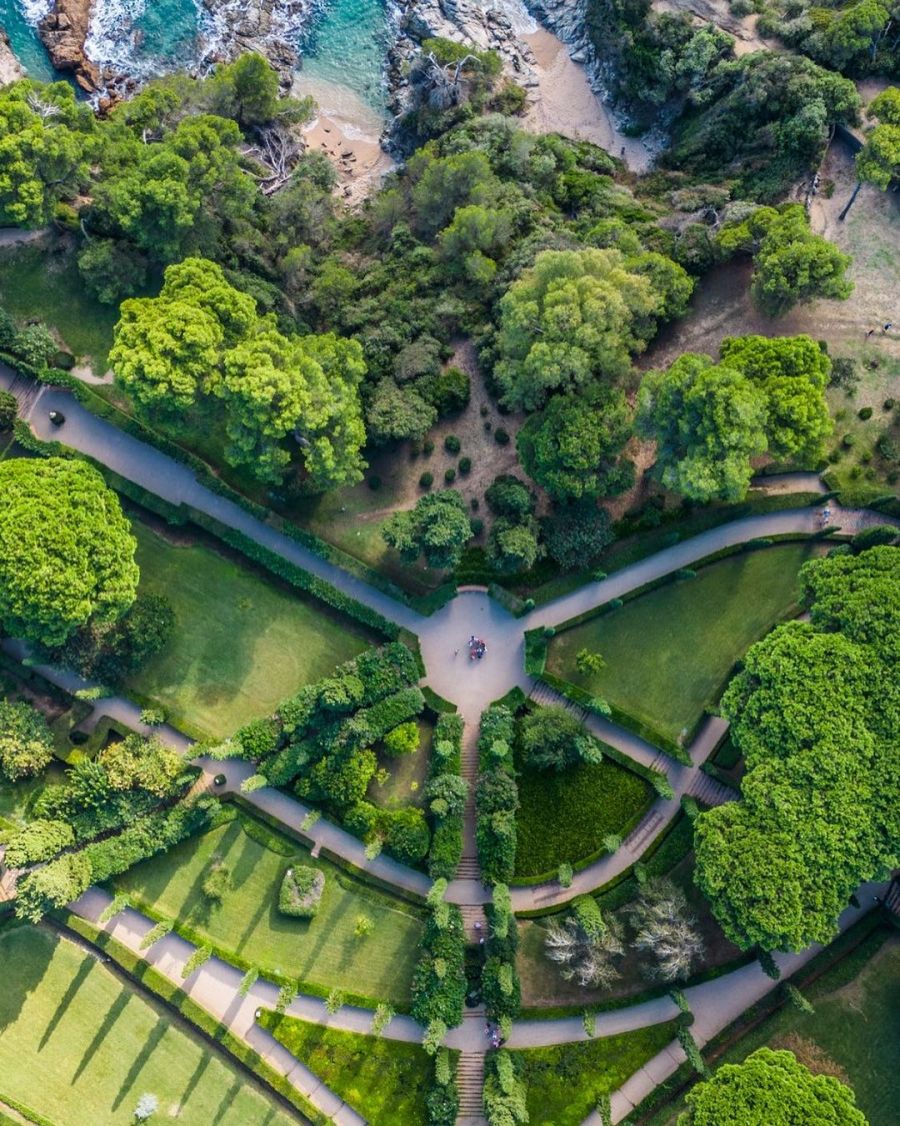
[1,0,391,114]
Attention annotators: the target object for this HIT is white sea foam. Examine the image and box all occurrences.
[84,0,148,75]
[487,0,538,35]
[17,0,54,25]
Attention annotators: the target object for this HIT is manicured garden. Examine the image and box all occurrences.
[514,752,653,880]
[367,716,434,811]
[259,1011,449,1125]
[510,1020,680,1125]
[127,520,373,738]
[0,761,67,830]
[0,922,294,1125]
[546,542,826,744]
[113,811,424,1008]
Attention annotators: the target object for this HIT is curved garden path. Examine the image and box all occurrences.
[2,369,896,1123]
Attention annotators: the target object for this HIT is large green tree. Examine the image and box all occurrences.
[694,547,899,951]
[857,86,900,190]
[0,458,139,647]
[517,389,635,499]
[637,353,768,502]
[681,1048,868,1124]
[519,707,601,773]
[493,249,684,411]
[382,490,472,569]
[718,204,853,316]
[0,700,55,782]
[111,258,366,488]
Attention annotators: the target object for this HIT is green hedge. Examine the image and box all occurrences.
[54,912,327,1125]
[0,1093,54,1126]
[421,687,457,714]
[523,630,547,676]
[426,712,465,879]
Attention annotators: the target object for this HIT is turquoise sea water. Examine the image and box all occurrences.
[0,0,389,114]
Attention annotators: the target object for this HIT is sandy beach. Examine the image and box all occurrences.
[522,29,656,172]
[292,74,395,207]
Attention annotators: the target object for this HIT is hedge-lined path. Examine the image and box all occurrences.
[71,887,366,1126]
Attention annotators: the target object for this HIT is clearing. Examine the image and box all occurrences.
[546,542,826,745]
[0,922,294,1126]
[112,812,424,1009]
[127,519,373,739]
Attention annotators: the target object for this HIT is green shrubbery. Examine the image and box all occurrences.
[278,865,325,918]
[425,712,466,879]
[411,895,467,1032]
[476,705,519,883]
[483,884,521,1028]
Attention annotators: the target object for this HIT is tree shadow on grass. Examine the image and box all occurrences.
[176,1050,211,1115]
[37,953,93,1050]
[111,1014,169,1111]
[211,1074,243,1125]
[70,989,130,1083]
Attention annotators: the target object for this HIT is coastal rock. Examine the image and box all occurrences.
[199,0,314,89]
[0,29,25,86]
[39,0,103,94]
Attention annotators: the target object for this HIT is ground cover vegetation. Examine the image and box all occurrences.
[695,544,900,951]
[258,1010,457,1125]
[114,809,424,1008]
[546,542,826,745]
[0,922,296,1126]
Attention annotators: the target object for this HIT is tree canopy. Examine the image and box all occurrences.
[493,248,690,411]
[857,86,900,190]
[694,546,899,951]
[519,707,602,773]
[382,490,473,569]
[111,258,367,488]
[0,700,55,782]
[681,1048,868,1124]
[0,458,139,647]
[718,203,853,316]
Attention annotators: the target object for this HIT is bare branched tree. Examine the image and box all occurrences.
[544,914,626,988]
[624,878,705,982]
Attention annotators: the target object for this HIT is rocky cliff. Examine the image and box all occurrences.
[0,29,25,86]
[39,0,102,94]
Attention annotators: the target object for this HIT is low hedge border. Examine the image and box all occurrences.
[0,1093,53,1126]
[51,911,327,1125]
[14,418,402,642]
[421,686,457,714]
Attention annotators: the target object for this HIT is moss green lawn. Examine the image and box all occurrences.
[547,543,825,744]
[367,716,434,810]
[259,1011,451,1125]
[113,812,424,1008]
[0,923,294,1125]
[126,520,372,738]
[510,1021,679,1125]
[514,749,653,880]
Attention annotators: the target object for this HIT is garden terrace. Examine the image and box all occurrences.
[127,518,374,740]
[111,809,425,1009]
[0,921,295,1126]
[258,1011,457,1126]
[544,541,828,749]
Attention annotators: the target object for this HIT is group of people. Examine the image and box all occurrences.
[484,1022,505,1049]
[468,635,487,660]
[866,323,893,337]
[820,505,832,526]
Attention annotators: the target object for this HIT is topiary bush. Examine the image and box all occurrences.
[444,468,456,483]
[458,456,472,475]
[857,406,873,420]
[278,865,325,918]
[383,720,420,756]
[494,427,510,445]
[420,471,434,489]
[444,435,461,454]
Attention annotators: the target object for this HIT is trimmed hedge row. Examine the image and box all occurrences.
[55,911,327,1125]
[411,902,467,1029]
[476,705,519,885]
[482,886,520,1029]
[426,712,465,880]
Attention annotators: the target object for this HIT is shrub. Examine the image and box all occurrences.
[494,427,510,445]
[0,388,17,431]
[201,856,230,903]
[383,721,420,756]
[383,805,431,864]
[471,517,484,536]
[558,862,573,888]
[858,406,873,420]
[883,398,895,410]
[423,438,435,455]
[411,905,467,1028]
[444,435,461,454]
[444,468,456,483]
[459,456,472,475]
[420,471,434,489]
[4,819,75,867]
[278,865,325,918]
[851,525,896,553]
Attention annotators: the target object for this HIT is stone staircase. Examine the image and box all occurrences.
[457,723,482,882]
[456,1052,486,1123]
[528,679,588,721]
[4,372,44,418]
[687,771,736,808]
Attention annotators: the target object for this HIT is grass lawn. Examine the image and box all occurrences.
[127,520,372,738]
[113,813,424,1008]
[514,747,653,880]
[0,241,125,373]
[651,927,900,1126]
[0,922,294,1126]
[367,716,433,811]
[547,543,825,745]
[510,1020,679,1125]
[258,1011,451,1125]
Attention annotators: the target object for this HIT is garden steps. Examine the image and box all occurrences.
[456,1052,486,1121]
[624,809,665,855]
[686,772,735,808]
[884,879,900,920]
[460,904,488,941]
[458,721,482,883]
[528,681,588,721]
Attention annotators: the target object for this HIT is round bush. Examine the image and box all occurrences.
[484,420,492,432]
[368,475,381,490]
[842,433,855,448]
[444,468,457,483]
[444,435,461,454]
[470,497,479,511]
[480,405,489,417]
[459,456,472,475]
[419,471,434,489]
[858,406,873,420]
[883,398,895,411]
[494,428,510,445]
[423,438,435,455]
